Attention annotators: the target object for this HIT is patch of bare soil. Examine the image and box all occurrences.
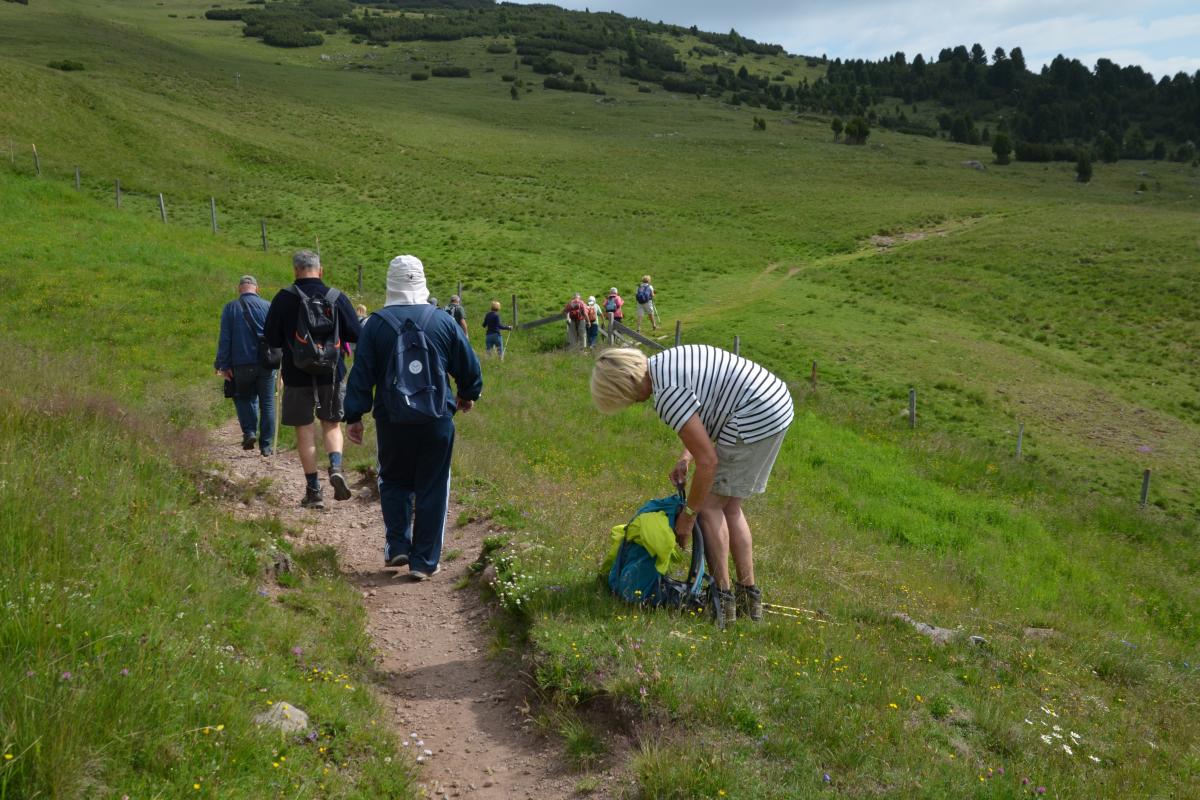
[868,229,947,249]
[210,419,617,799]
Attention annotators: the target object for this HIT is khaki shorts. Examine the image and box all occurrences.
[281,380,345,426]
[712,430,787,498]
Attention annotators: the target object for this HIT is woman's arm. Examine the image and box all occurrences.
[673,413,717,545]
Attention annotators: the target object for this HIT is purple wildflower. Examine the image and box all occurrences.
[120,668,130,677]
[291,646,303,657]
[1036,788,1046,795]
[639,686,648,698]
[823,773,831,783]
[60,671,72,681]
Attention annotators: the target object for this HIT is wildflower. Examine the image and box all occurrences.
[291,646,303,657]
[888,703,898,709]
[60,671,72,681]
[215,725,224,732]
[193,783,200,790]
[1062,744,1073,756]
[1088,755,1100,763]
[120,668,130,677]
[639,686,648,698]
[4,754,12,761]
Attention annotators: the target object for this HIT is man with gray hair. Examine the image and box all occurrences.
[264,250,362,509]
[214,275,276,455]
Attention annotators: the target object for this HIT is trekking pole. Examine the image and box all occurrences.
[500,329,511,361]
[272,372,282,456]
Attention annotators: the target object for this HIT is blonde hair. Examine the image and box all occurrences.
[355,303,368,317]
[590,348,649,414]
[490,300,501,311]
[641,275,652,284]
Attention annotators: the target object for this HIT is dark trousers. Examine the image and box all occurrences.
[232,367,276,450]
[376,415,454,573]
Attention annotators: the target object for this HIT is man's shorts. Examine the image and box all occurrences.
[281,380,345,426]
[712,429,787,498]
[636,300,657,319]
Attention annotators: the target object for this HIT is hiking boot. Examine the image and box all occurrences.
[736,583,763,622]
[242,435,256,451]
[300,486,325,510]
[384,553,409,568]
[410,565,442,582]
[329,468,352,502]
[260,446,273,457]
[708,585,735,629]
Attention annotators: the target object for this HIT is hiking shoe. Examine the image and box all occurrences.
[384,553,409,568]
[260,446,273,457]
[736,583,763,622]
[242,435,256,451]
[300,487,325,510]
[409,565,442,582]
[708,585,734,629]
[329,469,352,502]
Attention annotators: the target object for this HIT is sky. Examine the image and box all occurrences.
[514,0,1200,80]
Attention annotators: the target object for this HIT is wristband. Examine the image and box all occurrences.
[685,504,700,517]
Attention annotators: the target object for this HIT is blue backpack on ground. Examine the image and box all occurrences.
[375,305,447,424]
[606,491,707,612]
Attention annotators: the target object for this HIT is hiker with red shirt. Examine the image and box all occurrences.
[603,287,624,329]
[563,292,589,350]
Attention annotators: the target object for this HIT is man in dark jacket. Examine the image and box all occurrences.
[215,275,276,455]
[263,250,362,509]
[345,254,483,580]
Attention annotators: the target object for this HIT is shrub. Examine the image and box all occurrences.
[204,8,245,20]
[1076,154,1093,183]
[844,116,870,144]
[486,42,511,54]
[991,133,1012,165]
[431,66,470,78]
[637,85,651,93]
[501,74,516,82]
[410,71,429,81]
[47,60,85,72]
[262,27,323,47]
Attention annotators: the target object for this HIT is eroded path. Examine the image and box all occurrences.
[210,419,597,799]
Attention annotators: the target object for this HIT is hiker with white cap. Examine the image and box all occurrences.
[584,295,602,348]
[263,251,361,509]
[603,287,624,329]
[344,255,483,581]
[214,274,278,455]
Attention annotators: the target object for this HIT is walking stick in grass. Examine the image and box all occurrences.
[272,372,282,456]
[500,328,511,361]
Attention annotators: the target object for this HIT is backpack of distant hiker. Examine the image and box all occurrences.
[584,303,598,323]
[636,284,653,304]
[567,299,588,322]
[602,491,706,612]
[286,285,342,376]
[375,305,447,424]
[445,304,464,324]
[604,295,618,314]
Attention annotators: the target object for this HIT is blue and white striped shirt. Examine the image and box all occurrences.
[648,345,794,445]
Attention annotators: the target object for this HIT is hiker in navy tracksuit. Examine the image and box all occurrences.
[214,275,276,455]
[344,255,483,581]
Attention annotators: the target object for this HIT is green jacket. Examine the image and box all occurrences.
[601,510,683,576]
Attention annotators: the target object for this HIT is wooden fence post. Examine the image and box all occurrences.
[74,166,80,190]
[733,335,740,355]
[511,294,518,328]
[260,219,268,252]
[315,236,320,258]
[1139,469,1151,508]
[674,320,681,347]
[357,265,363,295]
[908,388,917,429]
[31,144,40,176]
[210,197,218,233]
[158,193,167,223]
[607,312,615,345]
[1015,422,1024,460]
[809,360,818,389]
[7,140,13,167]
[457,280,463,299]
[115,179,121,209]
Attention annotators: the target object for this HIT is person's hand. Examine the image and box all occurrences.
[346,421,364,445]
[669,457,691,488]
[217,368,232,380]
[673,508,695,548]
[457,398,475,414]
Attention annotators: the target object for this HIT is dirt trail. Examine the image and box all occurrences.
[211,419,601,800]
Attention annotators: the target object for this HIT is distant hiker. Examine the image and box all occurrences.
[445,295,469,338]
[604,287,624,326]
[344,255,483,581]
[482,300,512,356]
[355,303,369,325]
[585,295,602,348]
[590,346,794,627]
[214,275,278,456]
[635,274,659,332]
[263,250,362,510]
[563,292,589,350]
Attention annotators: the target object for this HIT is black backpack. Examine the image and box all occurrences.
[286,285,342,376]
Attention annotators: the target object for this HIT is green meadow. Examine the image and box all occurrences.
[1,0,1198,797]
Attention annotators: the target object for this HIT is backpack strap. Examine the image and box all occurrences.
[236,295,259,337]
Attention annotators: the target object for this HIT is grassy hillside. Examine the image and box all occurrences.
[0,174,411,799]
[1,0,1198,797]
